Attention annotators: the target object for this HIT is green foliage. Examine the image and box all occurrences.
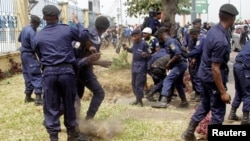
[124,0,191,17]
[110,50,130,70]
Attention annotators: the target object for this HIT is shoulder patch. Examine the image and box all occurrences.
[170,44,175,50]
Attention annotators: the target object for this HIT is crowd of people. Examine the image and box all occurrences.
[17,2,250,141]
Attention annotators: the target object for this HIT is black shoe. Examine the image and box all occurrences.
[34,94,43,106]
[181,121,198,141]
[129,99,143,107]
[151,96,167,108]
[228,107,240,121]
[68,132,92,141]
[24,94,34,103]
[146,94,156,102]
[129,100,138,105]
[85,115,94,120]
[178,101,189,108]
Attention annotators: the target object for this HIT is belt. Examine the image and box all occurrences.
[43,63,73,70]
[236,61,246,67]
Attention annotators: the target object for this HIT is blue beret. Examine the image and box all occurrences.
[189,28,200,35]
[192,18,201,24]
[131,29,141,36]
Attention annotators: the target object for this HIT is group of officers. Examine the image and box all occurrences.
[122,3,250,141]
[17,2,250,141]
[18,4,112,141]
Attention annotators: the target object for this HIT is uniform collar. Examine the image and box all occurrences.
[217,23,231,40]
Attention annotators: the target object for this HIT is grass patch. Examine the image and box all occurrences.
[0,47,194,141]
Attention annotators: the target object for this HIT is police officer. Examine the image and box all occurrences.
[18,15,43,106]
[123,29,150,107]
[33,5,91,141]
[148,11,161,35]
[184,18,206,102]
[188,28,207,102]
[182,4,238,141]
[151,27,188,108]
[228,40,250,124]
[75,16,111,120]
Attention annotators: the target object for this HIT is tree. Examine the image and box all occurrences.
[125,0,190,33]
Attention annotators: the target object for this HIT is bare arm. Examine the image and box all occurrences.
[166,54,181,70]
[212,62,231,104]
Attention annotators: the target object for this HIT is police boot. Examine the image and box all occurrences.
[136,98,143,107]
[179,97,189,108]
[34,94,43,106]
[24,93,34,103]
[50,132,59,141]
[85,115,94,120]
[228,107,240,121]
[146,91,156,102]
[67,131,92,141]
[151,96,167,108]
[130,98,143,107]
[181,121,198,141]
[241,112,250,125]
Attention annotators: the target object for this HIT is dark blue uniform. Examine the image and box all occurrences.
[231,41,250,113]
[75,28,105,120]
[148,17,161,35]
[18,25,42,96]
[33,23,88,138]
[188,33,206,96]
[161,38,188,101]
[127,40,149,101]
[192,23,231,124]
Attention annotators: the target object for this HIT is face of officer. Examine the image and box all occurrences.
[32,21,40,29]
[142,32,150,40]
[157,32,168,42]
[193,22,201,29]
[229,16,236,27]
[190,33,199,42]
[132,33,142,43]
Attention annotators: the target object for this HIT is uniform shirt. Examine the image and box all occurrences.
[148,17,160,35]
[188,34,206,59]
[183,28,207,51]
[33,23,88,67]
[198,23,231,83]
[183,33,195,51]
[127,40,149,73]
[164,37,184,61]
[18,25,36,52]
[235,41,250,68]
